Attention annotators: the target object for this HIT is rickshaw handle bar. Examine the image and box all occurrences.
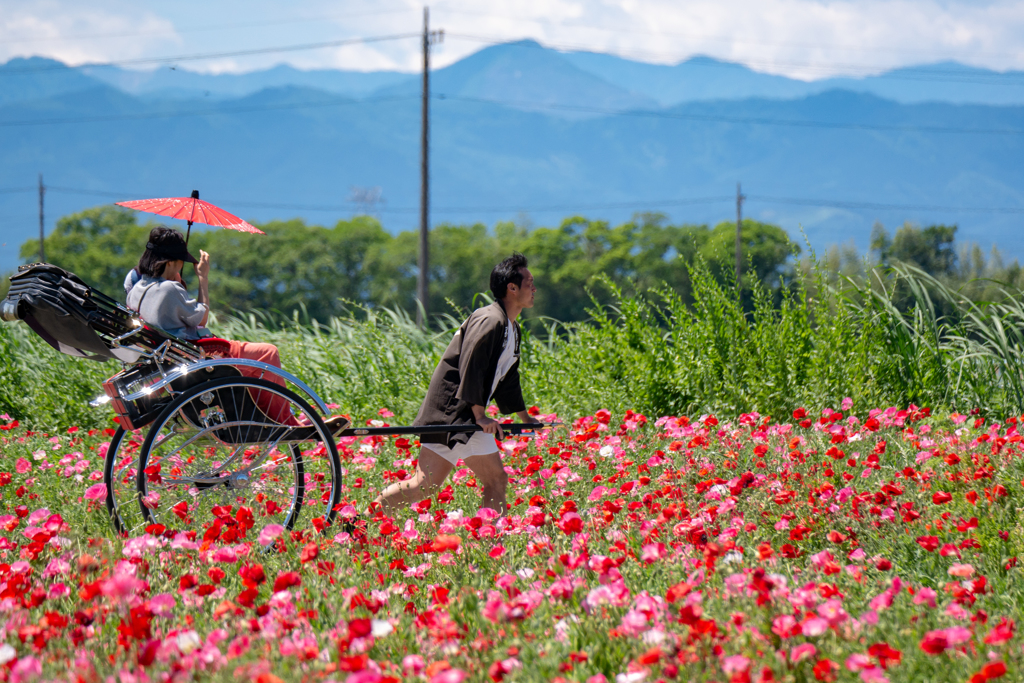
[338,423,562,437]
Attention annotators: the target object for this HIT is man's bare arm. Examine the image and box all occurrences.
[516,410,542,424]
[471,404,504,440]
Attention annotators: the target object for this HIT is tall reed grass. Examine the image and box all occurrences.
[540,259,1024,419]
[4,258,1024,430]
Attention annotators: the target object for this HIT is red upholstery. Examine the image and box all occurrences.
[195,337,232,357]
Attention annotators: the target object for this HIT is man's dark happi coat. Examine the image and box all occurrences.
[414,300,525,447]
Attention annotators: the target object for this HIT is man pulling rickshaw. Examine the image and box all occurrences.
[376,253,542,516]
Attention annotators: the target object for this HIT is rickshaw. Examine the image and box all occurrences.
[2,263,546,539]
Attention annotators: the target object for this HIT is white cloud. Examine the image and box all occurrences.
[424,0,1024,78]
[2,0,1024,78]
[0,0,179,65]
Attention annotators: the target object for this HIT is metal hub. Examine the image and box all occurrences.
[223,471,251,490]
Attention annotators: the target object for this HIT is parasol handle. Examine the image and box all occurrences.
[186,190,199,245]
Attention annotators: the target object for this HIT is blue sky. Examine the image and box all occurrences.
[2,0,1023,79]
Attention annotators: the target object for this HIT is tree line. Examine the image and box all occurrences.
[9,205,1021,324]
[12,206,795,323]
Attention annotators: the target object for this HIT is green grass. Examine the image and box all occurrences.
[5,258,1024,430]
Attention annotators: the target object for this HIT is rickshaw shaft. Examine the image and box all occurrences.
[338,422,558,437]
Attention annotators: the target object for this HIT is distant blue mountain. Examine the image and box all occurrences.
[377,40,658,117]
[1,45,1023,273]
[6,42,1024,108]
[825,62,1024,106]
[0,57,105,105]
[562,51,816,105]
[562,50,1024,107]
[83,62,414,101]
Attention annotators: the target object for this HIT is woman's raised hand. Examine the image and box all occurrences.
[196,250,211,280]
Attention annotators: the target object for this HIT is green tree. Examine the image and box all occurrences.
[18,205,799,325]
[699,219,799,305]
[871,222,958,276]
[517,216,635,321]
[362,222,512,318]
[190,216,392,321]
[627,212,709,302]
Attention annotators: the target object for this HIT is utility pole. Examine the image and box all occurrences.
[417,7,443,328]
[735,182,745,285]
[38,174,45,263]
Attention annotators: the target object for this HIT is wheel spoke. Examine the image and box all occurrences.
[133,378,340,538]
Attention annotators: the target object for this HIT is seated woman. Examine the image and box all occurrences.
[126,226,346,432]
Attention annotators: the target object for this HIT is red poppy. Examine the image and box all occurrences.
[348,618,372,638]
[137,638,160,667]
[240,563,266,588]
[867,643,902,669]
[666,581,693,604]
[557,513,583,535]
[272,571,301,592]
[431,586,450,606]
[431,535,461,553]
[919,631,949,654]
[826,531,847,544]
[812,658,838,682]
[984,618,1014,644]
[980,662,1007,680]
[300,542,319,563]
[237,588,258,608]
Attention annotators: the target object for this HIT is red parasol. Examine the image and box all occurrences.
[116,190,264,244]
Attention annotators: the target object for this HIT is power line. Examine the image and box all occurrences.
[747,194,1024,215]
[0,33,421,74]
[40,185,734,214]
[437,94,1024,136]
[33,185,1024,216]
[2,88,1020,135]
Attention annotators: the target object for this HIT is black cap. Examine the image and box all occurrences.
[146,238,198,264]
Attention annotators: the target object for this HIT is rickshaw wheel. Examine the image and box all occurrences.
[102,425,149,535]
[135,377,342,540]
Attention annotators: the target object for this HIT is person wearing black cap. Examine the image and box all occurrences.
[126,226,347,431]
[126,226,210,339]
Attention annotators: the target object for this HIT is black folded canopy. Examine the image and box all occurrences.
[3,263,139,362]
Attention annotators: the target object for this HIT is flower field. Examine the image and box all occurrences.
[0,401,1022,683]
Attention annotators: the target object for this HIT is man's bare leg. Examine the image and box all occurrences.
[463,451,509,515]
[375,448,454,513]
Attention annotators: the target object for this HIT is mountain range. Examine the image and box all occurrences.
[1,41,1023,272]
